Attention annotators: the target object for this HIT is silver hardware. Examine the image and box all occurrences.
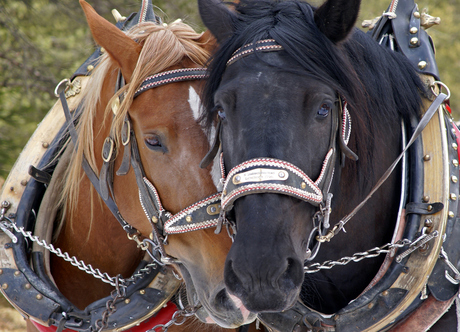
[395,231,439,263]
[0,218,156,287]
[305,239,412,273]
[439,247,460,285]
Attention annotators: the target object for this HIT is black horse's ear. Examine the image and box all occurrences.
[314,0,361,44]
[198,0,236,43]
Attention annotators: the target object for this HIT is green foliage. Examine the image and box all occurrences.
[0,0,458,178]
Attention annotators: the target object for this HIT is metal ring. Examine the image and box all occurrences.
[54,78,70,98]
[431,81,451,101]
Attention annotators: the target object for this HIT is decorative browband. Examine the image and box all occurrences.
[134,68,208,98]
[227,39,283,66]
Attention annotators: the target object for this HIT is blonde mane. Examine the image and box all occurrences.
[60,20,211,233]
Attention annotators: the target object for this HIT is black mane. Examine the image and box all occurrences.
[203,0,426,137]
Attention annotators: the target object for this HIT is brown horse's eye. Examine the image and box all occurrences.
[145,135,166,152]
[317,103,331,117]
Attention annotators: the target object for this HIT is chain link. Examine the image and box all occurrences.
[95,275,126,331]
[0,217,156,287]
[304,239,412,273]
[148,306,198,332]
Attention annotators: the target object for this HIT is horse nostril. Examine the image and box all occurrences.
[224,259,246,296]
[279,258,304,289]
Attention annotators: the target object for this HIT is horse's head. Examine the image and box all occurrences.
[198,0,364,313]
[67,1,256,327]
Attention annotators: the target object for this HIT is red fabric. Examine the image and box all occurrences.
[31,301,177,332]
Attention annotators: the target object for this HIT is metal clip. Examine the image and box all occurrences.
[395,230,439,263]
[0,221,18,243]
[440,247,460,285]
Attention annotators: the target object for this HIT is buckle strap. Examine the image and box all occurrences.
[59,88,137,235]
[164,193,221,234]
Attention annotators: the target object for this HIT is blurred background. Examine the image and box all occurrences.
[0,0,458,329]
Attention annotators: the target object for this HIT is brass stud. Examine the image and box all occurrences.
[452,176,458,183]
[149,233,154,240]
[140,289,146,295]
[410,37,419,45]
[414,11,421,18]
[367,302,374,309]
[185,215,193,223]
[301,182,307,189]
[453,159,459,167]
[25,283,31,290]
[418,61,427,70]
[36,294,43,300]
[1,283,8,290]
[87,65,94,72]
[151,216,158,224]
[450,193,457,201]
[20,180,28,186]
[427,205,433,212]
[14,271,20,277]
[382,290,389,296]
[410,27,418,34]
[42,142,49,148]
[423,154,431,161]
[449,211,455,218]
[422,195,430,203]
[9,187,14,192]
[453,143,458,150]
[124,298,131,304]
[100,47,106,53]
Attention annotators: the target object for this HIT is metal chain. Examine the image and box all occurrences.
[304,239,412,273]
[0,216,156,287]
[148,306,198,332]
[95,275,126,331]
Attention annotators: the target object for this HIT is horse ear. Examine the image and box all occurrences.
[79,0,142,82]
[198,0,236,43]
[314,0,361,44]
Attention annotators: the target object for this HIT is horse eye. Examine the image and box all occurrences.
[145,135,163,151]
[218,109,226,120]
[317,103,331,117]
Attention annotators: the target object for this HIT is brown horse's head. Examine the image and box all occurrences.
[55,1,255,328]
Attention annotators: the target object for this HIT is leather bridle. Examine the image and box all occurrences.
[200,39,357,260]
[59,66,222,265]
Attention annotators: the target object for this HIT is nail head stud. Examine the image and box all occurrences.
[418,61,427,69]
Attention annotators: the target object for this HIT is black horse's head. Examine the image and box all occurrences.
[199,0,425,314]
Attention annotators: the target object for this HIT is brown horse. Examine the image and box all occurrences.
[22,1,255,331]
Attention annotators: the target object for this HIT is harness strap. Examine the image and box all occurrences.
[317,92,448,243]
[58,89,137,235]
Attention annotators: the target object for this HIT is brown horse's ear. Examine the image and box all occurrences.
[80,0,142,82]
[314,0,361,44]
[198,0,236,43]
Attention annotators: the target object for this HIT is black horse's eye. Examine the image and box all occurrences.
[317,103,331,117]
[218,109,226,120]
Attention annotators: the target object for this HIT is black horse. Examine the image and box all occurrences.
[198,0,459,330]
